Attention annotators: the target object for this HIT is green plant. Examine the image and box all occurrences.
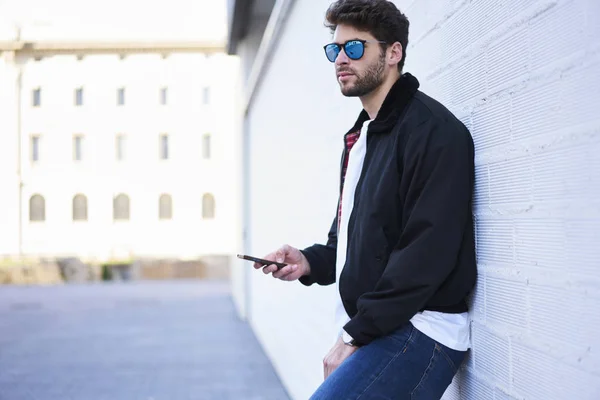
[101,264,113,281]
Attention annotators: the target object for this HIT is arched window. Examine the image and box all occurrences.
[113,194,130,221]
[73,194,88,221]
[29,194,45,222]
[159,194,172,220]
[202,193,215,219]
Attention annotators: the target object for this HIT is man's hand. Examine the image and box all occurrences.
[323,336,358,380]
[254,244,311,281]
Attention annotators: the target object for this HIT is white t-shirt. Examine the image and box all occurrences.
[334,120,470,351]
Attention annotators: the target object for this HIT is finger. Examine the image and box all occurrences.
[330,362,338,376]
[277,244,292,262]
[278,244,297,263]
[275,247,286,263]
[272,264,298,279]
[263,264,279,274]
[262,264,279,274]
[323,352,333,379]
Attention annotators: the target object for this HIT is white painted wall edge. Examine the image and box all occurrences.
[244,0,296,114]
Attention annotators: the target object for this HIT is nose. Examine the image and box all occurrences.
[335,47,350,65]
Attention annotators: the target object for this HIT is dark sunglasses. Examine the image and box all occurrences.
[323,39,387,62]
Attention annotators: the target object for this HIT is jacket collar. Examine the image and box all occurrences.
[345,72,420,135]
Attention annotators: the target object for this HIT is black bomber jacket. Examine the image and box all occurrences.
[299,73,477,346]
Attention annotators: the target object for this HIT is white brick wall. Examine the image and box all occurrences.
[401,0,600,398]
[238,1,348,398]
[235,0,600,399]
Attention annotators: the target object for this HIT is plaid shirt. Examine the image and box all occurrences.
[338,130,362,230]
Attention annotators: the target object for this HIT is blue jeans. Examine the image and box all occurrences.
[310,323,467,400]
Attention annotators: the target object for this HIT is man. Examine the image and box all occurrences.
[255,0,476,398]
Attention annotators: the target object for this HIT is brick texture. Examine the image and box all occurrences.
[405,0,600,398]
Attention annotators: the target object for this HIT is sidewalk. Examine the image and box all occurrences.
[0,281,290,400]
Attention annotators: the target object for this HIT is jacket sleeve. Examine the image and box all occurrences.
[298,209,338,286]
[343,118,475,345]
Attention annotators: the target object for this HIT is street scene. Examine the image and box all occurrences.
[0,281,289,400]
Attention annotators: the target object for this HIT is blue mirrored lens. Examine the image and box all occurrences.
[345,40,364,60]
[325,44,340,62]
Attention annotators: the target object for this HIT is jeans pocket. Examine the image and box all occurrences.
[435,343,466,374]
[410,344,461,400]
[435,344,459,374]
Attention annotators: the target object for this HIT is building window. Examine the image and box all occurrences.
[117,87,125,106]
[72,194,88,221]
[29,194,45,222]
[31,135,40,162]
[73,135,84,161]
[202,133,211,159]
[159,194,172,220]
[116,134,126,161]
[32,88,41,107]
[113,194,130,221]
[159,134,169,160]
[160,87,168,105]
[75,87,83,106]
[202,193,215,219]
[202,86,210,105]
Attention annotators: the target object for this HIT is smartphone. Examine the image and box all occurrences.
[237,254,287,269]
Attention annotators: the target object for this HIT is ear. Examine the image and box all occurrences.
[387,42,403,68]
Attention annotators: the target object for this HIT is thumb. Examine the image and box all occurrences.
[277,244,290,263]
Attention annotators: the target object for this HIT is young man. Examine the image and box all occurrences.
[255,0,476,398]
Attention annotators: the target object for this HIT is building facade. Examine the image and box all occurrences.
[0,38,241,263]
[227,0,600,399]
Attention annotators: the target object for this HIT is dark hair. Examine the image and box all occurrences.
[325,0,409,72]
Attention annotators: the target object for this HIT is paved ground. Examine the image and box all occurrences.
[0,281,290,400]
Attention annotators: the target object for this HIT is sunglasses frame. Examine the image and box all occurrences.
[323,39,387,62]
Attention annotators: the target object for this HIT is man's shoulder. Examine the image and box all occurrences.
[404,91,460,125]
[393,91,473,153]
[398,91,470,137]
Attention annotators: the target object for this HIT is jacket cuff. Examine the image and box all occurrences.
[298,249,317,286]
[298,249,319,286]
[343,313,380,346]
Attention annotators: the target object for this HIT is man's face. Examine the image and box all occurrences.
[331,24,387,97]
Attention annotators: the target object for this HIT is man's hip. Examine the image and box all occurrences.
[310,323,466,400]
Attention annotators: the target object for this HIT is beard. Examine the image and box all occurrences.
[339,53,386,97]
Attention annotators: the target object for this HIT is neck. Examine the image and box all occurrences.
[360,71,401,120]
